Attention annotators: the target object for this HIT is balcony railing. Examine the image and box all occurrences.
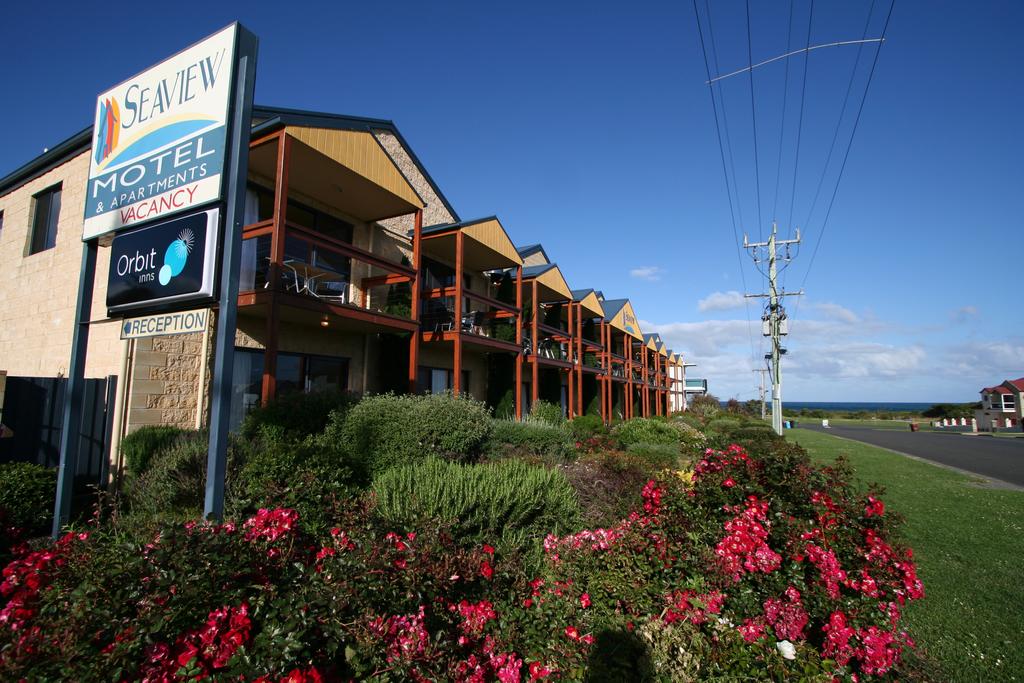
[420,287,519,343]
[240,221,416,320]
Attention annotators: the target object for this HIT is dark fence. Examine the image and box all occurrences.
[0,375,117,494]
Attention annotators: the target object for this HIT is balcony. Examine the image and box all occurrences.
[239,223,418,331]
[417,217,523,355]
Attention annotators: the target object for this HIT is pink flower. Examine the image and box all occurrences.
[722,477,736,488]
[580,593,591,609]
[564,625,580,640]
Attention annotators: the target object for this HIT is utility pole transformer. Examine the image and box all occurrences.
[744,223,802,435]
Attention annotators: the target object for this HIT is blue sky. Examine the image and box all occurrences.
[2,1,1021,402]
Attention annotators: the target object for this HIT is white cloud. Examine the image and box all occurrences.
[814,302,859,324]
[697,290,747,312]
[630,266,664,281]
[950,306,979,324]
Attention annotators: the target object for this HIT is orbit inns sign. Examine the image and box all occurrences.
[106,209,220,314]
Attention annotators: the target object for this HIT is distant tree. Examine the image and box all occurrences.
[688,393,721,418]
[923,403,980,420]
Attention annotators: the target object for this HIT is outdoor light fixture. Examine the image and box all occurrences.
[320,315,330,328]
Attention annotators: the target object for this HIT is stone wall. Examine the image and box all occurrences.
[0,150,122,380]
[126,331,206,433]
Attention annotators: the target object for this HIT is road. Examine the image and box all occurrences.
[796,425,1024,488]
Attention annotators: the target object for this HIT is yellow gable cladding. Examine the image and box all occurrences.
[286,126,423,209]
[578,291,604,319]
[463,219,523,267]
[610,301,643,340]
[537,266,572,301]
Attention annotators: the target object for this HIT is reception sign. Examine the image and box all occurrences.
[106,209,220,313]
[83,25,237,240]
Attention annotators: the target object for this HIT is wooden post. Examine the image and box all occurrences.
[515,265,523,419]
[642,346,649,417]
[624,333,631,420]
[261,132,289,405]
[453,230,464,396]
[567,302,574,419]
[599,322,606,422]
[408,209,423,392]
[576,302,583,416]
[531,280,539,408]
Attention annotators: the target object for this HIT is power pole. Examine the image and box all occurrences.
[744,223,802,435]
[752,368,769,421]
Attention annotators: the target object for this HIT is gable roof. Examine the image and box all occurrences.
[602,298,643,340]
[1006,378,1024,392]
[517,243,551,264]
[570,288,604,320]
[420,216,522,268]
[521,263,572,301]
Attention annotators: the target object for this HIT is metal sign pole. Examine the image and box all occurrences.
[203,26,258,520]
[52,240,98,537]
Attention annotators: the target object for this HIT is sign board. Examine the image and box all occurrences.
[107,208,220,314]
[120,308,209,340]
[83,25,237,240]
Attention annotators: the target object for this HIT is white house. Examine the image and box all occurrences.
[976,378,1023,431]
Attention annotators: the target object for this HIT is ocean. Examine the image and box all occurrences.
[760,402,934,413]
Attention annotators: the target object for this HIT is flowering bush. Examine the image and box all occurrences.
[0,433,923,680]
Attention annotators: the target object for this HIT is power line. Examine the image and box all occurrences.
[691,0,759,369]
[745,0,764,242]
[796,0,895,307]
[771,0,796,223]
[785,0,816,240]
[785,0,876,298]
[799,0,879,235]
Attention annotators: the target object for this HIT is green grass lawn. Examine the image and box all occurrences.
[788,428,1024,682]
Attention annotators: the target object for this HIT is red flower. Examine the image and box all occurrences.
[722,477,736,488]
[580,593,591,609]
[865,496,885,518]
[482,543,495,555]
[564,625,580,640]
[480,560,494,580]
[529,661,552,680]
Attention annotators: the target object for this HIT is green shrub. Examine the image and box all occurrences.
[568,414,605,441]
[229,426,359,537]
[562,452,655,527]
[485,418,575,463]
[125,430,240,518]
[0,462,55,533]
[372,457,579,552]
[120,425,189,476]
[335,392,492,478]
[625,442,681,470]
[529,399,564,426]
[613,418,683,448]
[241,390,358,441]
[673,412,705,431]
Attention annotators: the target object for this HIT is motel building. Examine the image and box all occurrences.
[0,105,692,483]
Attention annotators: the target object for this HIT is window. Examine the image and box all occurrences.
[244,184,275,225]
[230,349,265,429]
[29,184,61,254]
[230,349,351,430]
[417,366,470,395]
[287,199,354,244]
